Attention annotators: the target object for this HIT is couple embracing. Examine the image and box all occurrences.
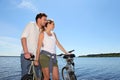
[21,13,68,80]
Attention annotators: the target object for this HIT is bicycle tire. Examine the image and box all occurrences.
[69,72,77,80]
[21,74,33,80]
[62,67,77,80]
[62,67,70,80]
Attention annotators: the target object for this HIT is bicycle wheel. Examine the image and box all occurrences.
[62,67,70,80]
[21,74,33,80]
[69,72,77,80]
[62,67,77,80]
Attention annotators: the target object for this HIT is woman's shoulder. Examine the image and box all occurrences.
[39,31,44,37]
[51,31,57,38]
[51,31,55,35]
[51,31,56,36]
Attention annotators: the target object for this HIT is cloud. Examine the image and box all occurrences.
[17,0,39,13]
[0,36,21,56]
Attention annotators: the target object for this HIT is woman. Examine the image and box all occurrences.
[35,19,68,80]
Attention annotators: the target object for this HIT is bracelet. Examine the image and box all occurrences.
[35,60,38,61]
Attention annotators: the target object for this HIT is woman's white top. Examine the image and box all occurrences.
[41,31,56,54]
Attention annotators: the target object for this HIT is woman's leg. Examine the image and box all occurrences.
[42,67,50,80]
[52,66,59,80]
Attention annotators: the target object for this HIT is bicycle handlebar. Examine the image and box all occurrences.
[57,50,75,57]
[68,50,75,53]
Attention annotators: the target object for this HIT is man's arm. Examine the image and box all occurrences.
[21,38,31,59]
[21,23,32,59]
[21,38,28,53]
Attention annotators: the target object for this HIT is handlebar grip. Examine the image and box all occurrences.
[25,54,35,61]
[31,55,35,58]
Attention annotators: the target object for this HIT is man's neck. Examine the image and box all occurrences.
[36,22,42,29]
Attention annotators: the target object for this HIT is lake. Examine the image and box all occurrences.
[0,56,120,80]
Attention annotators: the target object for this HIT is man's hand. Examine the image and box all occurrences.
[24,52,31,59]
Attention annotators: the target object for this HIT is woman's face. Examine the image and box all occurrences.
[48,22,55,31]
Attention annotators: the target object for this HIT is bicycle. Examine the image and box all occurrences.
[21,55,43,80]
[59,50,77,80]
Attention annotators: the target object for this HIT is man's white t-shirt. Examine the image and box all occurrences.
[21,22,40,57]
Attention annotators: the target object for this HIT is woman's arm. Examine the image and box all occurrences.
[36,32,44,61]
[54,33,68,54]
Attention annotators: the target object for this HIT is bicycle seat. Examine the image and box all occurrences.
[63,54,75,59]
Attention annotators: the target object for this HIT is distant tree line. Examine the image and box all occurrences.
[79,53,120,57]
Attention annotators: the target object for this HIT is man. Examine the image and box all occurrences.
[21,13,47,79]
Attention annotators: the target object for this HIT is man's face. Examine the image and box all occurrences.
[40,16,47,26]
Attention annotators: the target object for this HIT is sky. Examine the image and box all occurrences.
[0,0,120,56]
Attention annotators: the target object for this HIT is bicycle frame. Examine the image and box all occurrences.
[28,60,37,80]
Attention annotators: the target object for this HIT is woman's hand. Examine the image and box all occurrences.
[34,60,39,66]
[65,53,71,55]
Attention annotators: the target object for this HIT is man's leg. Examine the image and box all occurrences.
[21,54,31,77]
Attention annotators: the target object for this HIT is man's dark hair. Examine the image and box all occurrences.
[35,13,47,22]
